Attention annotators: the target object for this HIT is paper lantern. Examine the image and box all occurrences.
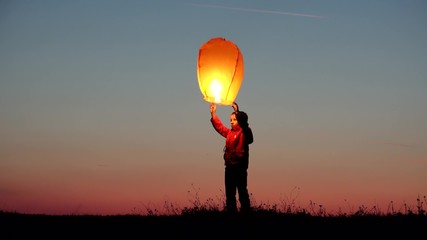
[197,37,244,106]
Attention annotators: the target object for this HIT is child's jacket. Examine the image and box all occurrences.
[211,115,253,168]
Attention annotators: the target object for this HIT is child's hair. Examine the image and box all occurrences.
[235,111,249,128]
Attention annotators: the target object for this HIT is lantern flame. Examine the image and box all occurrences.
[210,79,222,103]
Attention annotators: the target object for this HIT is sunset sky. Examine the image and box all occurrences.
[1,0,426,215]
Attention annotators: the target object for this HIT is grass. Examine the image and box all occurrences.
[129,185,427,218]
[1,187,426,238]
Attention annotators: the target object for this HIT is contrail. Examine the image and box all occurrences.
[380,141,414,148]
[188,3,327,19]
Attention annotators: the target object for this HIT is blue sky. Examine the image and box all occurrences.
[0,0,426,215]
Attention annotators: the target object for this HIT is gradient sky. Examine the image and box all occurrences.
[1,0,426,216]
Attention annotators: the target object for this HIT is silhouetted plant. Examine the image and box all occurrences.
[162,200,182,216]
[387,200,395,215]
[180,184,224,215]
[416,195,426,215]
[307,200,327,217]
[278,186,301,214]
[139,202,161,216]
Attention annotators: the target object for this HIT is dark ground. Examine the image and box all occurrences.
[1,211,426,239]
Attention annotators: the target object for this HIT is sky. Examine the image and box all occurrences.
[1,0,426,216]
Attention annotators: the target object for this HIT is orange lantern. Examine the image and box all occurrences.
[197,37,244,106]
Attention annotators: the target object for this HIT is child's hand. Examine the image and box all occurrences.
[232,102,239,112]
[210,103,216,113]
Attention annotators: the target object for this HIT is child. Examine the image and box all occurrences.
[210,102,254,213]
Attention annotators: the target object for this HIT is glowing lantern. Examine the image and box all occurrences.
[197,37,244,106]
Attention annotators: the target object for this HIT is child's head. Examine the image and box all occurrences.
[236,111,249,128]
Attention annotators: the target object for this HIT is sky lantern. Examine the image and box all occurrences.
[197,37,244,106]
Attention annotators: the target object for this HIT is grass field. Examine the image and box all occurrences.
[2,199,426,239]
[2,190,426,238]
